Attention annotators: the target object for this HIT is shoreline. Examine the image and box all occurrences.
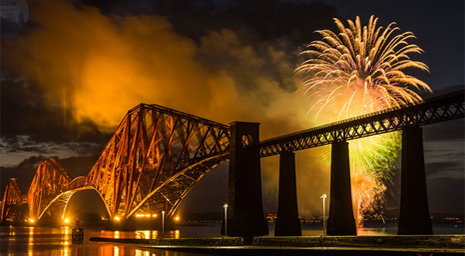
[89,234,465,255]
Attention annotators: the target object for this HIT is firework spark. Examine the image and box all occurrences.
[296,16,432,225]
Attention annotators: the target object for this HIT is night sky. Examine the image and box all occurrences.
[1,0,464,218]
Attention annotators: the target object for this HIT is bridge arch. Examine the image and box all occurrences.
[2,103,231,224]
[37,186,112,223]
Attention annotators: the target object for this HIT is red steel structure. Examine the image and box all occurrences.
[1,104,230,223]
[27,158,79,221]
[1,178,28,222]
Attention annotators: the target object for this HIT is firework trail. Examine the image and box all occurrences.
[296,16,432,225]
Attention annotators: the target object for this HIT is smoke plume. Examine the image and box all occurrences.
[1,0,338,217]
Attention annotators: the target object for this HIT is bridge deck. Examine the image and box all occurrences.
[259,90,464,157]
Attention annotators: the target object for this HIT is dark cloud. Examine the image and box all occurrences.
[0,154,100,197]
[0,70,111,161]
[426,161,461,172]
[425,152,465,160]
[58,155,101,177]
[1,71,112,144]
[0,155,47,196]
[76,0,341,45]
[425,148,464,179]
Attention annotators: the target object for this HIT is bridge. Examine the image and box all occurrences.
[2,103,230,229]
[1,90,464,239]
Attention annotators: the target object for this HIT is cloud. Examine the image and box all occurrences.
[0,154,100,198]
[1,0,338,216]
[428,170,465,180]
[426,161,465,180]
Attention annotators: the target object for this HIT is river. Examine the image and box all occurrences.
[1,223,463,255]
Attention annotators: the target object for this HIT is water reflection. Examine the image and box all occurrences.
[1,223,463,255]
[135,249,156,256]
[0,226,193,256]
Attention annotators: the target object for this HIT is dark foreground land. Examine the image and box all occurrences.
[90,234,465,256]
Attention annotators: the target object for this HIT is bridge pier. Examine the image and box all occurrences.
[227,122,268,243]
[398,126,433,235]
[327,140,357,236]
[275,150,301,236]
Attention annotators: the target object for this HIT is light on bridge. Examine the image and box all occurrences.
[114,216,121,221]
[135,213,158,218]
[63,218,70,224]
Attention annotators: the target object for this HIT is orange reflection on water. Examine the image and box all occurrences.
[27,227,34,253]
[135,249,155,256]
[60,227,71,255]
[136,230,159,239]
[8,226,16,240]
[28,227,34,243]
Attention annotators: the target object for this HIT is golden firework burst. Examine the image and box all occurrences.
[296,15,432,225]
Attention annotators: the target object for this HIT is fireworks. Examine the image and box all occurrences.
[296,16,431,225]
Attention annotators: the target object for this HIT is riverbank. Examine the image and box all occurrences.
[89,234,465,255]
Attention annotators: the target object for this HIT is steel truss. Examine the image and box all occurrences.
[85,104,230,219]
[1,179,27,222]
[1,104,230,222]
[26,158,75,221]
[260,90,465,157]
[4,90,462,222]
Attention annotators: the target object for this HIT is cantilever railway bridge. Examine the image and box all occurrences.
[1,90,464,233]
[1,104,230,222]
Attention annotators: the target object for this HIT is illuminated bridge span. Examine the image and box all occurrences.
[1,179,27,222]
[1,103,230,223]
[227,89,464,238]
[259,90,465,157]
[1,90,463,238]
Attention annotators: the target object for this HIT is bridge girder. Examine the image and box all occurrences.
[260,90,464,157]
[2,104,230,223]
[26,159,73,221]
[84,104,230,219]
[3,90,463,225]
[1,179,27,222]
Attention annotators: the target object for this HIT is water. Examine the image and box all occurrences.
[1,223,463,255]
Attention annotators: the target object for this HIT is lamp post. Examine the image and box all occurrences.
[320,194,327,235]
[161,211,165,238]
[223,204,228,236]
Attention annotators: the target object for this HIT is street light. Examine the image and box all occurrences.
[161,211,165,238]
[320,194,327,235]
[223,204,228,236]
